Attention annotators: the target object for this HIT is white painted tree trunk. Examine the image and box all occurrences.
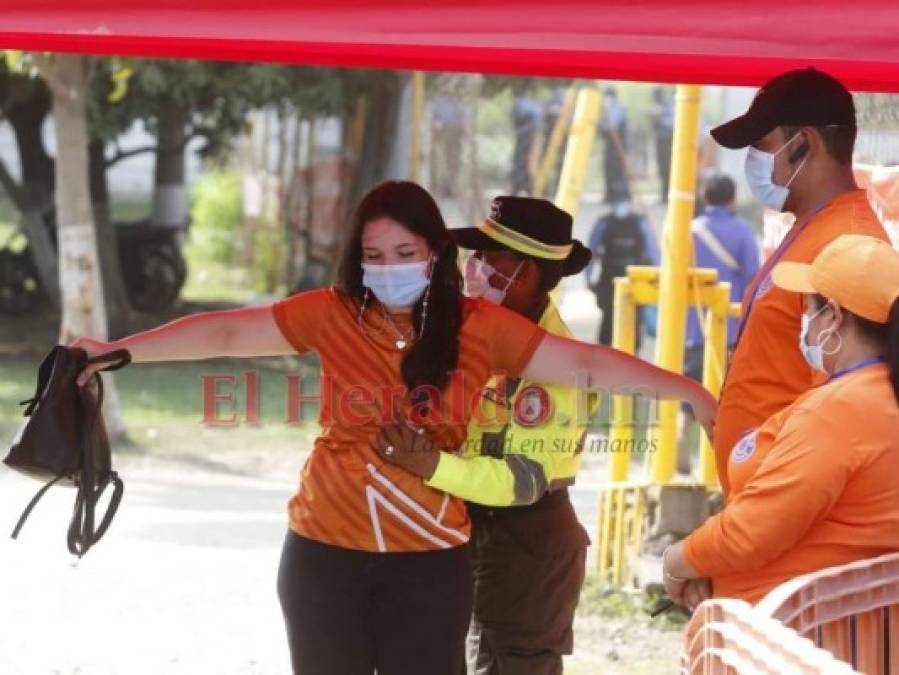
[43,54,127,438]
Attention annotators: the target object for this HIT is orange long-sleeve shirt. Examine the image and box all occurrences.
[714,189,888,496]
[684,362,899,604]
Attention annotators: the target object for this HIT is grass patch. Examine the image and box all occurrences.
[577,572,689,630]
[1,355,323,456]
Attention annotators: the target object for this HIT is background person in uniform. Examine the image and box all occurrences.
[664,234,899,608]
[511,85,544,196]
[585,200,660,347]
[708,67,890,496]
[650,86,675,204]
[678,174,760,473]
[375,197,597,675]
[600,87,631,204]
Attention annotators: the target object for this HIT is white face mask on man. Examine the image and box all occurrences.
[464,255,523,305]
[744,132,808,212]
[361,258,432,309]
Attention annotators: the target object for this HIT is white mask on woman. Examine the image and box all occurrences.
[799,302,841,372]
[362,258,431,309]
[464,256,523,305]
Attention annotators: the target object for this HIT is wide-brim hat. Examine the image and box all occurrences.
[452,196,591,276]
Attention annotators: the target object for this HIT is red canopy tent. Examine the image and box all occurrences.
[2,0,899,91]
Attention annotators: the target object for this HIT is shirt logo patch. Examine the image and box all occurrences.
[731,429,759,464]
[513,385,551,427]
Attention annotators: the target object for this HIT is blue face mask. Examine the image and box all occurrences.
[744,133,808,212]
[362,259,431,309]
[799,302,840,372]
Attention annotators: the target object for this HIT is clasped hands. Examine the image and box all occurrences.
[372,410,441,480]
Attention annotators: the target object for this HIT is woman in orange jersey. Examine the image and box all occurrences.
[663,234,899,610]
[72,181,715,675]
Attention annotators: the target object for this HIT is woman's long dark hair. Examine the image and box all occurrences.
[337,181,463,392]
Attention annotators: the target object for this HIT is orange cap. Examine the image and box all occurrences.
[772,234,899,323]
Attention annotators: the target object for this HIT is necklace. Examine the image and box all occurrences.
[380,306,415,350]
[355,286,430,351]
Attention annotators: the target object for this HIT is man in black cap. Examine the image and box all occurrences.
[707,68,890,497]
[378,196,595,675]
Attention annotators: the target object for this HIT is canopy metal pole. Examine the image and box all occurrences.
[649,84,702,484]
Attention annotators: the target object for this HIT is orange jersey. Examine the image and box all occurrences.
[714,190,888,495]
[272,288,546,553]
[685,363,899,604]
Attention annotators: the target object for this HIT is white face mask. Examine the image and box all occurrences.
[362,258,431,309]
[744,133,808,212]
[799,302,841,372]
[464,256,523,305]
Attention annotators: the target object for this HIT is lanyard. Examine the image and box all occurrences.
[734,204,826,346]
[824,356,885,384]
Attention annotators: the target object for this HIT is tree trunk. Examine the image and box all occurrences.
[151,105,188,227]
[45,54,127,439]
[344,71,404,237]
[454,74,485,225]
[89,138,134,337]
[4,75,61,305]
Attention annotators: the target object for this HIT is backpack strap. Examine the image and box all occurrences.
[67,372,125,558]
[9,472,66,540]
[18,345,66,417]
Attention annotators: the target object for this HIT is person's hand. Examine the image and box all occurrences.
[681,578,712,612]
[691,386,718,443]
[662,542,703,608]
[374,417,440,479]
[69,337,116,387]
[662,564,688,607]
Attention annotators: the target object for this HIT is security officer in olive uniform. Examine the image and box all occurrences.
[377,197,596,675]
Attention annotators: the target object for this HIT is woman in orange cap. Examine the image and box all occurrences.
[663,233,899,608]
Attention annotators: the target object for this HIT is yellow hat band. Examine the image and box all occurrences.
[476,217,573,261]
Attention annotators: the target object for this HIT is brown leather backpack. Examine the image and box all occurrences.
[4,345,131,557]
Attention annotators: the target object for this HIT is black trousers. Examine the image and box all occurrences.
[466,493,590,675]
[277,531,473,675]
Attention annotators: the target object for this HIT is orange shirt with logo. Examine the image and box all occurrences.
[271,288,546,553]
[714,190,888,496]
[685,363,899,604]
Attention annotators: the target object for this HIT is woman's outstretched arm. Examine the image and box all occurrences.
[71,304,293,385]
[521,333,718,437]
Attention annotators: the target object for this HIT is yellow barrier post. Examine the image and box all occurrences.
[554,87,600,220]
[608,276,638,481]
[698,283,731,488]
[533,86,577,198]
[649,84,702,484]
[409,72,425,182]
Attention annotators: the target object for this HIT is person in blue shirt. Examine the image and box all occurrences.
[679,173,761,471]
[600,88,632,204]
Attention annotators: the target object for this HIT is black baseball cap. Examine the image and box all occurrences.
[711,68,856,149]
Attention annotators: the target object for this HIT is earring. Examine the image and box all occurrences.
[357,288,370,325]
[820,330,843,356]
[419,275,432,339]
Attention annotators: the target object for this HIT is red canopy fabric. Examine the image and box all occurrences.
[2,1,899,91]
